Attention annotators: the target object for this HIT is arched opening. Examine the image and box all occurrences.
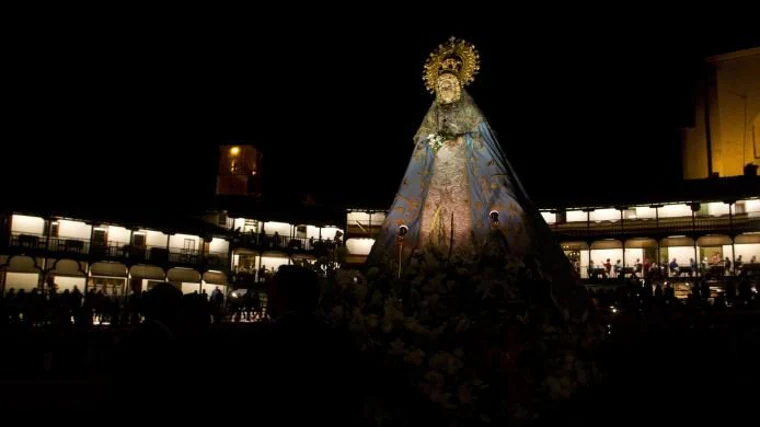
[2,255,43,294]
[90,261,129,297]
[48,259,87,294]
[624,238,658,277]
[660,236,697,277]
[560,241,588,277]
[696,234,733,277]
[202,270,228,297]
[589,240,623,279]
[129,264,166,293]
[167,267,202,294]
[735,233,760,274]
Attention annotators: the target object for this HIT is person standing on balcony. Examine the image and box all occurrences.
[633,258,642,278]
[670,258,679,277]
[735,255,743,273]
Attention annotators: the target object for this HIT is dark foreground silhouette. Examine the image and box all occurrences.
[1,274,758,425]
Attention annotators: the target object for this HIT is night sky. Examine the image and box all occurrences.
[4,18,757,215]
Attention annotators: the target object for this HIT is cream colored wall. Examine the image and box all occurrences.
[11,215,45,235]
[730,243,760,261]
[346,238,375,255]
[169,234,201,251]
[590,209,620,222]
[260,256,289,272]
[181,282,201,294]
[566,211,587,223]
[5,272,39,292]
[137,229,168,248]
[202,283,226,296]
[589,249,623,266]
[667,247,695,265]
[633,206,657,219]
[623,249,644,266]
[107,226,130,244]
[209,238,229,254]
[706,202,730,216]
[54,276,86,293]
[58,219,92,240]
[320,227,342,241]
[264,221,292,237]
[659,205,692,218]
[744,199,760,217]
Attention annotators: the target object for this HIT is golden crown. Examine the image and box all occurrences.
[422,37,480,94]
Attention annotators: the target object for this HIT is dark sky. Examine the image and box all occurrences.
[4,17,758,214]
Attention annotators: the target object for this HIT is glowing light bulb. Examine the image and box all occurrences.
[229,146,240,156]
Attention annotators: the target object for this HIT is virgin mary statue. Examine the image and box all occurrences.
[324,38,600,424]
[368,37,574,286]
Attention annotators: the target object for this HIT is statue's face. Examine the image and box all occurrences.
[437,73,461,104]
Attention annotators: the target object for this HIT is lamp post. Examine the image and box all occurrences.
[397,225,408,279]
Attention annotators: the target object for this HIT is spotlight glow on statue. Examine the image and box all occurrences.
[368,37,574,285]
[324,38,599,424]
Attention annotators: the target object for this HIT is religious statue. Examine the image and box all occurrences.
[368,37,574,287]
[321,38,602,424]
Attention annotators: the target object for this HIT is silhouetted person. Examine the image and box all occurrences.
[654,283,663,299]
[115,283,185,421]
[603,259,612,278]
[735,255,743,273]
[262,266,358,424]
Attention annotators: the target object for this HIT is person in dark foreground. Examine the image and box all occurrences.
[262,266,443,425]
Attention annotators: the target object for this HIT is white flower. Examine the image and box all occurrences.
[366,313,379,329]
[426,133,445,151]
[425,370,445,388]
[383,299,404,322]
[331,306,344,320]
[381,318,394,334]
[404,348,426,366]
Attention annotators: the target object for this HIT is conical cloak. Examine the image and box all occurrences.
[368,92,576,289]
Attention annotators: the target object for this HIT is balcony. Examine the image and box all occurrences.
[5,233,229,271]
[231,233,340,255]
[549,214,760,240]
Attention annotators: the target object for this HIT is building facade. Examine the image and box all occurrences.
[0,209,345,299]
[345,193,760,287]
[682,47,760,179]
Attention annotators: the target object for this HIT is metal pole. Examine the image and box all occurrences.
[398,242,403,279]
[729,202,736,275]
[692,206,699,277]
[655,206,661,266]
[586,210,591,279]
[620,208,625,282]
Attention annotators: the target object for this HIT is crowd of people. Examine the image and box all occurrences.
[0,283,230,328]
[2,271,758,330]
[584,254,758,280]
[589,276,760,317]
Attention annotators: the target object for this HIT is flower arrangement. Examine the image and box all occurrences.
[317,247,605,424]
[427,133,445,151]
